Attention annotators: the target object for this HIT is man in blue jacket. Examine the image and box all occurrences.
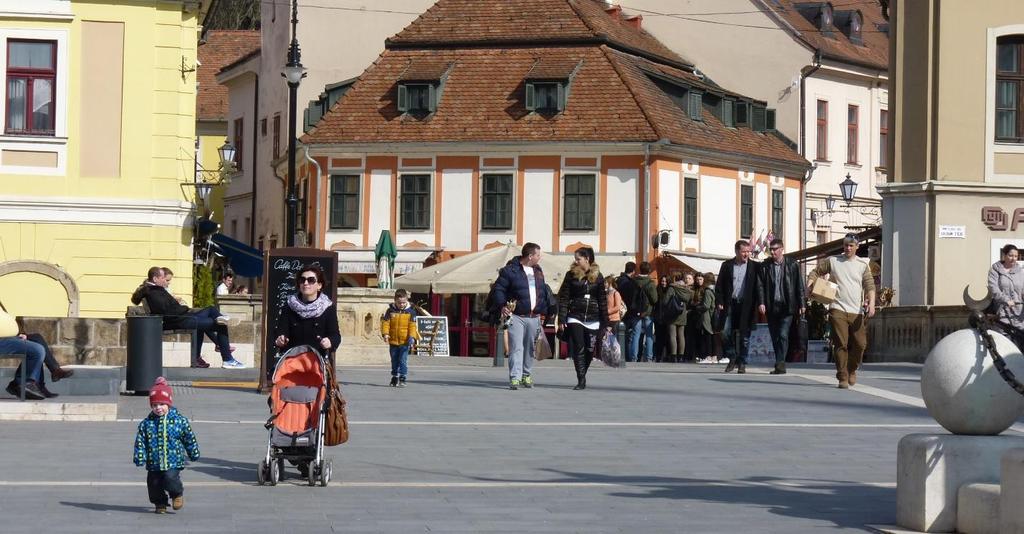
[492,243,549,390]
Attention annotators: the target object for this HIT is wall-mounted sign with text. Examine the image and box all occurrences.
[982,207,1024,231]
[938,225,966,239]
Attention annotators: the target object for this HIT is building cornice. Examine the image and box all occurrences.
[878,181,1024,197]
[0,197,193,227]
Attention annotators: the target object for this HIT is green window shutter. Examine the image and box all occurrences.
[766,109,776,131]
[397,84,409,113]
[722,99,734,127]
[689,92,703,121]
[752,105,766,132]
[428,84,437,112]
[557,83,566,111]
[525,82,535,111]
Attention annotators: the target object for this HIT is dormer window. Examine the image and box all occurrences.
[722,98,735,127]
[396,60,453,115]
[524,58,581,114]
[688,91,703,121]
[752,104,767,133]
[735,101,749,127]
[849,11,863,43]
[834,9,864,45]
[820,3,833,30]
[526,81,565,112]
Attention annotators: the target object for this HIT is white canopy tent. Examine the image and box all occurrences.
[395,243,634,294]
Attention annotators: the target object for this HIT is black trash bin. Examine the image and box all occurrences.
[126,314,163,394]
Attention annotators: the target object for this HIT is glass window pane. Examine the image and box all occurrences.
[998,81,1018,108]
[848,105,858,125]
[8,41,54,69]
[32,78,53,131]
[997,110,1017,139]
[998,42,1019,73]
[6,77,26,131]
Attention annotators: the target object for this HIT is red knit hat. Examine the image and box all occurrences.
[149,376,173,406]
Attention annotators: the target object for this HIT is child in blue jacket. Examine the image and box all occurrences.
[133,377,200,514]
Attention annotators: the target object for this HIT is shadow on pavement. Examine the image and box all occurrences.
[539,469,895,528]
[190,456,256,483]
[60,501,154,514]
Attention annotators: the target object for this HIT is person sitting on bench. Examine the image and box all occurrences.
[131,267,244,369]
[0,304,46,400]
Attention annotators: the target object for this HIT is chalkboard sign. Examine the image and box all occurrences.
[414,316,450,357]
[259,247,339,390]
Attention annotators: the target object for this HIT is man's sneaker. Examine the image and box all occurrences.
[398,376,407,388]
[848,372,857,386]
[390,376,398,387]
[509,379,520,390]
[215,315,240,327]
[21,381,46,400]
[191,357,211,369]
[222,358,246,369]
[521,376,533,388]
[838,380,850,389]
[5,381,19,398]
[172,495,184,510]
[154,506,167,514]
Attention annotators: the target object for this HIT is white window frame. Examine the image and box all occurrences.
[986,24,1024,183]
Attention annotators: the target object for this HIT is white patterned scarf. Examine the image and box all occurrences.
[287,293,332,319]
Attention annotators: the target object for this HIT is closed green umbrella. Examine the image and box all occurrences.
[374,230,397,289]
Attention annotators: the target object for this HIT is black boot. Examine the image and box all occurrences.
[573,375,586,390]
[770,362,787,375]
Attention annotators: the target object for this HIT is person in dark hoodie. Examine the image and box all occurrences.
[491,243,550,390]
[131,266,242,369]
[557,247,607,390]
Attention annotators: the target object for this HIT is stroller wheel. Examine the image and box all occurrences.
[319,460,332,487]
[257,460,267,486]
[277,458,286,481]
[307,462,317,486]
[269,459,280,486]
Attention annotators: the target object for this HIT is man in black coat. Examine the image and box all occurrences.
[491,243,550,390]
[715,239,759,373]
[757,238,805,375]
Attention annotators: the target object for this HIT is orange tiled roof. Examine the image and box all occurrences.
[197,30,260,121]
[770,0,888,70]
[304,45,807,168]
[386,0,691,68]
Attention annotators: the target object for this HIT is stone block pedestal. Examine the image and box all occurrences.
[897,433,1024,532]
[1002,448,1024,533]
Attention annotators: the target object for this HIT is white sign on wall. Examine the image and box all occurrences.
[938,225,966,239]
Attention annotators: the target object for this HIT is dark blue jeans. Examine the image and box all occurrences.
[0,336,44,385]
[178,307,231,362]
[767,313,794,365]
[146,469,183,506]
[721,304,751,365]
[389,344,410,378]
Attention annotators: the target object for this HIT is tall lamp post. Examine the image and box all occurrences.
[282,0,306,247]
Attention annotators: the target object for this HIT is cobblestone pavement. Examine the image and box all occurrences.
[0,358,971,533]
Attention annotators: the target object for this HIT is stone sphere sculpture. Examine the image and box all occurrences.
[921,328,1024,435]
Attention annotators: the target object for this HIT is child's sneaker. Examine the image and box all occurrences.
[222,358,246,369]
[215,315,240,326]
[390,376,398,387]
[172,495,184,510]
[509,379,520,390]
[398,376,407,388]
[521,376,533,388]
[155,506,167,514]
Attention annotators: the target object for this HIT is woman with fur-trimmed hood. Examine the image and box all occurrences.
[557,247,607,390]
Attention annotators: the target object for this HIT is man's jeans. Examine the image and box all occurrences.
[177,307,231,361]
[0,336,44,385]
[390,343,411,378]
[721,305,751,365]
[766,313,794,365]
[627,316,655,362]
[507,315,541,381]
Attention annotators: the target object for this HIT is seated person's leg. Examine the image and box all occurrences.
[0,337,45,385]
[25,333,71,382]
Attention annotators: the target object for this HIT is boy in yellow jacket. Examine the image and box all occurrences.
[381,289,420,387]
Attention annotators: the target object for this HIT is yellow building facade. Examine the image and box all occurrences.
[0,0,208,318]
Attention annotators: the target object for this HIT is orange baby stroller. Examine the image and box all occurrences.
[258,344,333,486]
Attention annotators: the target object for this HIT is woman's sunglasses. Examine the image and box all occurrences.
[299,276,319,285]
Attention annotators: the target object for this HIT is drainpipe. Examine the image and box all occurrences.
[303,145,322,248]
[799,51,822,250]
[250,74,259,249]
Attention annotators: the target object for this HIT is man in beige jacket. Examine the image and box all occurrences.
[807,233,876,389]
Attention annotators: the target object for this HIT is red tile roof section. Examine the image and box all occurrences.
[386,0,691,68]
[770,0,888,70]
[197,30,260,121]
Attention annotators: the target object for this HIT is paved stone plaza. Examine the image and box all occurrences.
[0,358,994,533]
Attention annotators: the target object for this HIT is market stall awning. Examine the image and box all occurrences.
[663,251,731,275]
[335,248,435,275]
[786,226,882,263]
[395,243,635,295]
[210,233,263,277]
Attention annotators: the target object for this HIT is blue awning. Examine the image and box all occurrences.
[210,233,263,277]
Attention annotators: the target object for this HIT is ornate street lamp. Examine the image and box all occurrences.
[839,173,858,207]
[283,0,307,247]
[217,139,236,179]
[825,195,836,212]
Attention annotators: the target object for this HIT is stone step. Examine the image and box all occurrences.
[0,397,117,421]
[957,483,1000,534]
[0,365,121,396]
[1003,448,1024,532]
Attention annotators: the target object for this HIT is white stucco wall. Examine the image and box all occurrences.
[441,169,473,250]
[606,168,639,253]
[524,170,554,252]
[700,174,737,257]
[658,168,680,250]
